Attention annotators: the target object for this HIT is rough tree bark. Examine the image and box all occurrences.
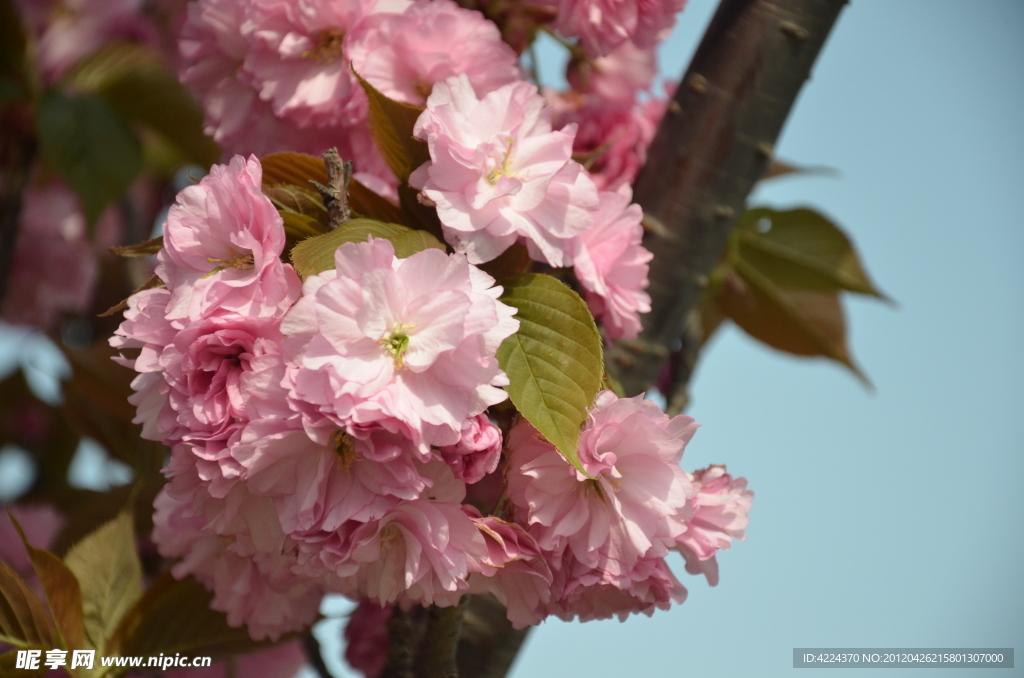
[385,0,849,676]
[607,0,848,395]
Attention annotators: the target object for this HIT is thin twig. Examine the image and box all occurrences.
[310,148,353,229]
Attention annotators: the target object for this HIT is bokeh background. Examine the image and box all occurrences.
[3,1,1021,676]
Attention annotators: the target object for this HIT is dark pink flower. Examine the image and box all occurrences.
[157,155,300,321]
[438,414,503,484]
[344,600,392,678]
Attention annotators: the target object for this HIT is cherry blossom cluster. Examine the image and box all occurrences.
[178,0,521,195]
[111,153,751,646]
[98,0,758,665]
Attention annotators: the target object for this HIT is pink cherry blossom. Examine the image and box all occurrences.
[438,414,503,484]
[330,499,488,607]
[468,515,554,629]
[676,465,753,560]
[410,75,599,266]
[572,188,652,340]
[567,41,657,102]
[551,91,665,192]
[243,0,374,129]
[283,238,518,456]
[1,181,112,330]
[347,0,521,107]
[344,601,392,678]
[506,391,698,579]
[152,484,324,640]
[552,551,687,622]
[545,0,686,57]
[22,0,156,83]
[157,154,300,321]
[154,314,290,493]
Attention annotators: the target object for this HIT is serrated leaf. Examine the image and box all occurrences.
[260,151,405,224]
[65,42,219,168]
[496,274,604,472]
[290,218,444,278]
[354,71,429,183]
[64,511,142,652]
[0,562,58,649]
[263,184,329,226]
[109,573,278,664]
[9,514,85,653]
[35,89,142,227]
[281,210,328,242]
[718,261,869,385]
[734,207,887,298]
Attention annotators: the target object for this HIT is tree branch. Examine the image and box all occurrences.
[415,598,469,678]
[607,0,848,395]
[456,594,529,678]
[0,106,35,315]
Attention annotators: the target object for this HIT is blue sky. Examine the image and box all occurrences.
[508,1,1024,676]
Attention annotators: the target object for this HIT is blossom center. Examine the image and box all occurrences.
[332,430,357,471]
[485,138,518,185]
[206,250,254,273]
[303,28,346,63]
[379,523,402,552]
[379,322,414,369]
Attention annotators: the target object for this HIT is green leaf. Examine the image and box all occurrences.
[733,207,888,299]
[64,510,142,652]
[717,261,870,385]
[761,159,838,182]
[65,43,219,168]
[0,562,58,649]
[290,218,444,278]
[0,648,48,677]
[260,151,405,224]
[9,513,86,653]
[35,89,142,226]
[110,573,280,664]
[496,274,604,473]
[263,183,329,227]
[353,71,430,183]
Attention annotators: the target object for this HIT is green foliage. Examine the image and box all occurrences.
[290,218,445,278]
[732,207,887,298]
[701,207,887,384]
[35,90,142,227]
[496,274,604,473]
[0,561,58,650]
[264,184,330,228]
[65,43,219,168]
[64,511,142,652]
[10,514,86,653]
[354,71,430,183]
